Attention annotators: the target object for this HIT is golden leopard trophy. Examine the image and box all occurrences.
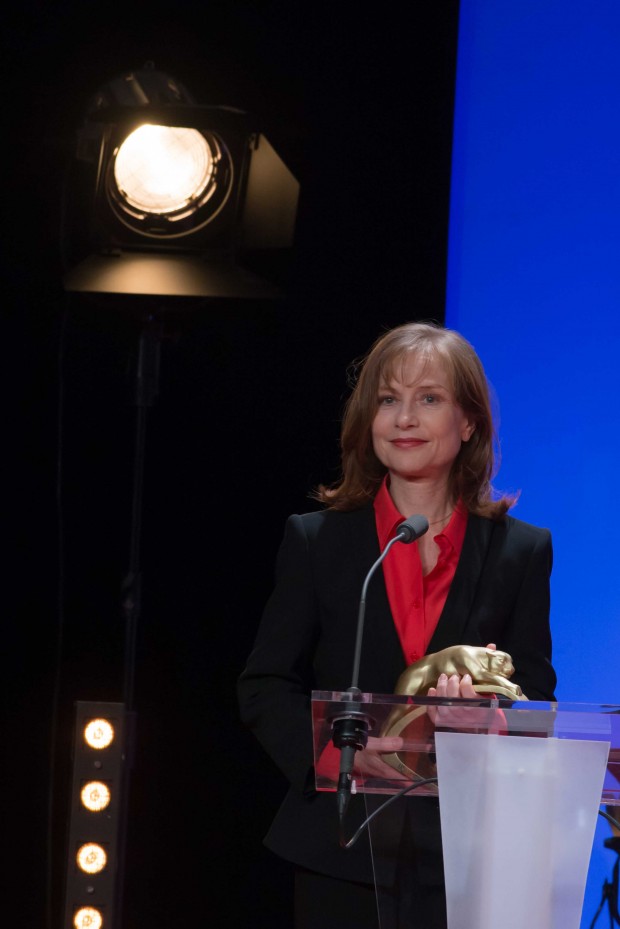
[380,645,526,780]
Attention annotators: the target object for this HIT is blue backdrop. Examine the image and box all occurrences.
[445,1,620,924]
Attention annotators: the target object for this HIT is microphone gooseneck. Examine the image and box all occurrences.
[331,514,430,829]
[350,513,429,690]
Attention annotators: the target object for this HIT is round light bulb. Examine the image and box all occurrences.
[84,719,114,750]
[81,781,111,812]
[73,907,103,929]
[77,843,107,874]
[114,124,214,214]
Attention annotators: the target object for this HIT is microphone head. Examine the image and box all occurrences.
[397,514,430,544]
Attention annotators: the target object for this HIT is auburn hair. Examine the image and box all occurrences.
[313,322,515,518]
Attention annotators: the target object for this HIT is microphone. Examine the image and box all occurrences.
[331,513,429,827]
[395,513,430,544]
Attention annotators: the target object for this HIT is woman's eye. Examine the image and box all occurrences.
[378,395,395,405]
[421,393,438,404]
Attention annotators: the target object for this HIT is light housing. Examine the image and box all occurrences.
[62,65,300,299]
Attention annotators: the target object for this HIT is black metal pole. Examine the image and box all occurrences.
[115,312,163,929]
[121,313,162,711]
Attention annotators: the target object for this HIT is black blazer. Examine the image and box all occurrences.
[238,505,556,883]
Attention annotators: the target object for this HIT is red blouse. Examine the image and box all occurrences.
[373,478,468,663]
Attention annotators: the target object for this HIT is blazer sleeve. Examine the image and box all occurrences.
[237,514,319,793]
[500,525,556,701]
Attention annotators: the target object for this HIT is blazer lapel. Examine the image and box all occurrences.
[427,514,495,652]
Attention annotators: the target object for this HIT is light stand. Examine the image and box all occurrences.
[591,836,620,928]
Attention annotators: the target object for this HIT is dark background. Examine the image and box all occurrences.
[5,3,460,926]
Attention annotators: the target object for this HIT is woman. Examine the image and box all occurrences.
[238,321,556,928]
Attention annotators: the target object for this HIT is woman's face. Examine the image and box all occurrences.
[371,353,474,485]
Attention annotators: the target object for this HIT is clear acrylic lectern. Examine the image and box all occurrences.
[312,692,620,929]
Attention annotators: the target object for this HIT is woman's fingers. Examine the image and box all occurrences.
[353,744,408,779]
[366,735,404,752]
[458,673,479,699]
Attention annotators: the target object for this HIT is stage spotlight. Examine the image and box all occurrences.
[63,63,300,298]
[63,702,128,929]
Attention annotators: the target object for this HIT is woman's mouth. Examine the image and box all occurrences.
[390,438,426,448]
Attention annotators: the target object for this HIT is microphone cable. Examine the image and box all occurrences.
[339,776,439,849]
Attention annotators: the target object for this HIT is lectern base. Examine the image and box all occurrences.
[436,733,609,929]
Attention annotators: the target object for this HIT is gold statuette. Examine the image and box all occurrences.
[380,645,526,780]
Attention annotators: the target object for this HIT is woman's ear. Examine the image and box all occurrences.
[461,420,476,442]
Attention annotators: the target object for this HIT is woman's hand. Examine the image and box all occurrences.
[352,735,409,780]
[426,643,505,733]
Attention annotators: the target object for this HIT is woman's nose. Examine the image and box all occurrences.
[395,401,419,427]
